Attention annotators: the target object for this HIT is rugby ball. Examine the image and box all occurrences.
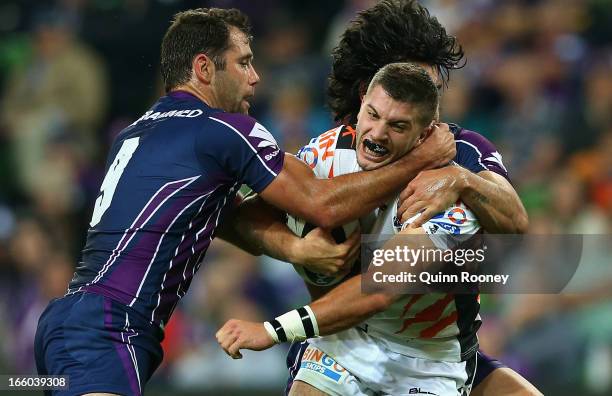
[286,214,359,286]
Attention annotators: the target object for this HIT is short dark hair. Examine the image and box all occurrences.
[368,63,439,127]
[160,8,251,92]
[328,0,464,123]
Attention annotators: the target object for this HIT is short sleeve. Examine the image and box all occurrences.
[454,129,510,181]
[198,113,285,193]
[295,125,360,179]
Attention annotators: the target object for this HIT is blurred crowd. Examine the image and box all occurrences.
[0,0,610,394]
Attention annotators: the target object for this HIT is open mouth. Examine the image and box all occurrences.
[362,139,390,158]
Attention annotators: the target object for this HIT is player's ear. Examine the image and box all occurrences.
[193,53,214,84]
[415,121,435,146]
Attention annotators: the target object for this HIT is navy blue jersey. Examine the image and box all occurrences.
[450,123,509,180]
[67,91,284,327]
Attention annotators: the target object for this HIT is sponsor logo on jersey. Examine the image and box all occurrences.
[429,221,461,235]
[300,346,346,382]
[297,146,319,169]
[484,151,508,173]
[249,123,279,149]
[130,109,203,125]
[426,223,440,234]
[447,207,467,225]
[265,149,280,161]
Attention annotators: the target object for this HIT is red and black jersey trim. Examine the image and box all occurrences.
[336,125,358,150]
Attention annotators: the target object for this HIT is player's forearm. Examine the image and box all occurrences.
[459,170,528,234]
[310,154,426,229]
[263,275,395,343]
[219,196,301,261]
[309,275,396,335]
[263,230,434,343]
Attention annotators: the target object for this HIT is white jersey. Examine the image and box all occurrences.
[295,125,483,362]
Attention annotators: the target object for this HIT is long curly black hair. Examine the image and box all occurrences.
[328,0,464,123]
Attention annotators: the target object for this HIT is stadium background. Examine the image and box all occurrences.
[0,0,610,394]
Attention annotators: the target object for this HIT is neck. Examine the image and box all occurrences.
[171,83,218,109]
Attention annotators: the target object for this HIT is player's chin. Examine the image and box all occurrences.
[357,150,393,170]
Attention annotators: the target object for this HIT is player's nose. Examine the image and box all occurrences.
[368,124,388,142]
[249,64,260,85]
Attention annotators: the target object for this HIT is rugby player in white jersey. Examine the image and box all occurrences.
[218,62,481,395]
[218,60,540,395]
[217,1,541,394]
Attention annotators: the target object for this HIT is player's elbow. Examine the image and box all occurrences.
[514,211,529,234]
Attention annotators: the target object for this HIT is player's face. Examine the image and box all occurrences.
[355,84,429,171]
[212,27,260,114]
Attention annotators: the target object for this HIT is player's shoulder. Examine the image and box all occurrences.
[335,124,358,150]
[303,124,357,150]
[451,123,497,155]
[206,112,280,150]
[296,124,359,178]
[450,123,509,177]
[207,111,256,134]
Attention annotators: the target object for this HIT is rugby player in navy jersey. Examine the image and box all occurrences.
[33,7,458,396]
[217,1,540,395]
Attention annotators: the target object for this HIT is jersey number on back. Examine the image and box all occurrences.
[90,137,140,227]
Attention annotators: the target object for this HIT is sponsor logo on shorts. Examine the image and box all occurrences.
[300,347,346,382]
[409,388,439,395]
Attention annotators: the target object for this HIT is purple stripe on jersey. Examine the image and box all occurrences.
[104,298,141,396]
[153,235,213,323]
[90,177,198,289]
[103,189,205,304]
[150,209,213,323]
[152,184,239,324]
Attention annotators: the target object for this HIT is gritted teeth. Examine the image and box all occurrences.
[363,139,389,156]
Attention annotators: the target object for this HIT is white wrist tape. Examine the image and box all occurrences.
[263,305,319,343]
[263,321,280,343]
